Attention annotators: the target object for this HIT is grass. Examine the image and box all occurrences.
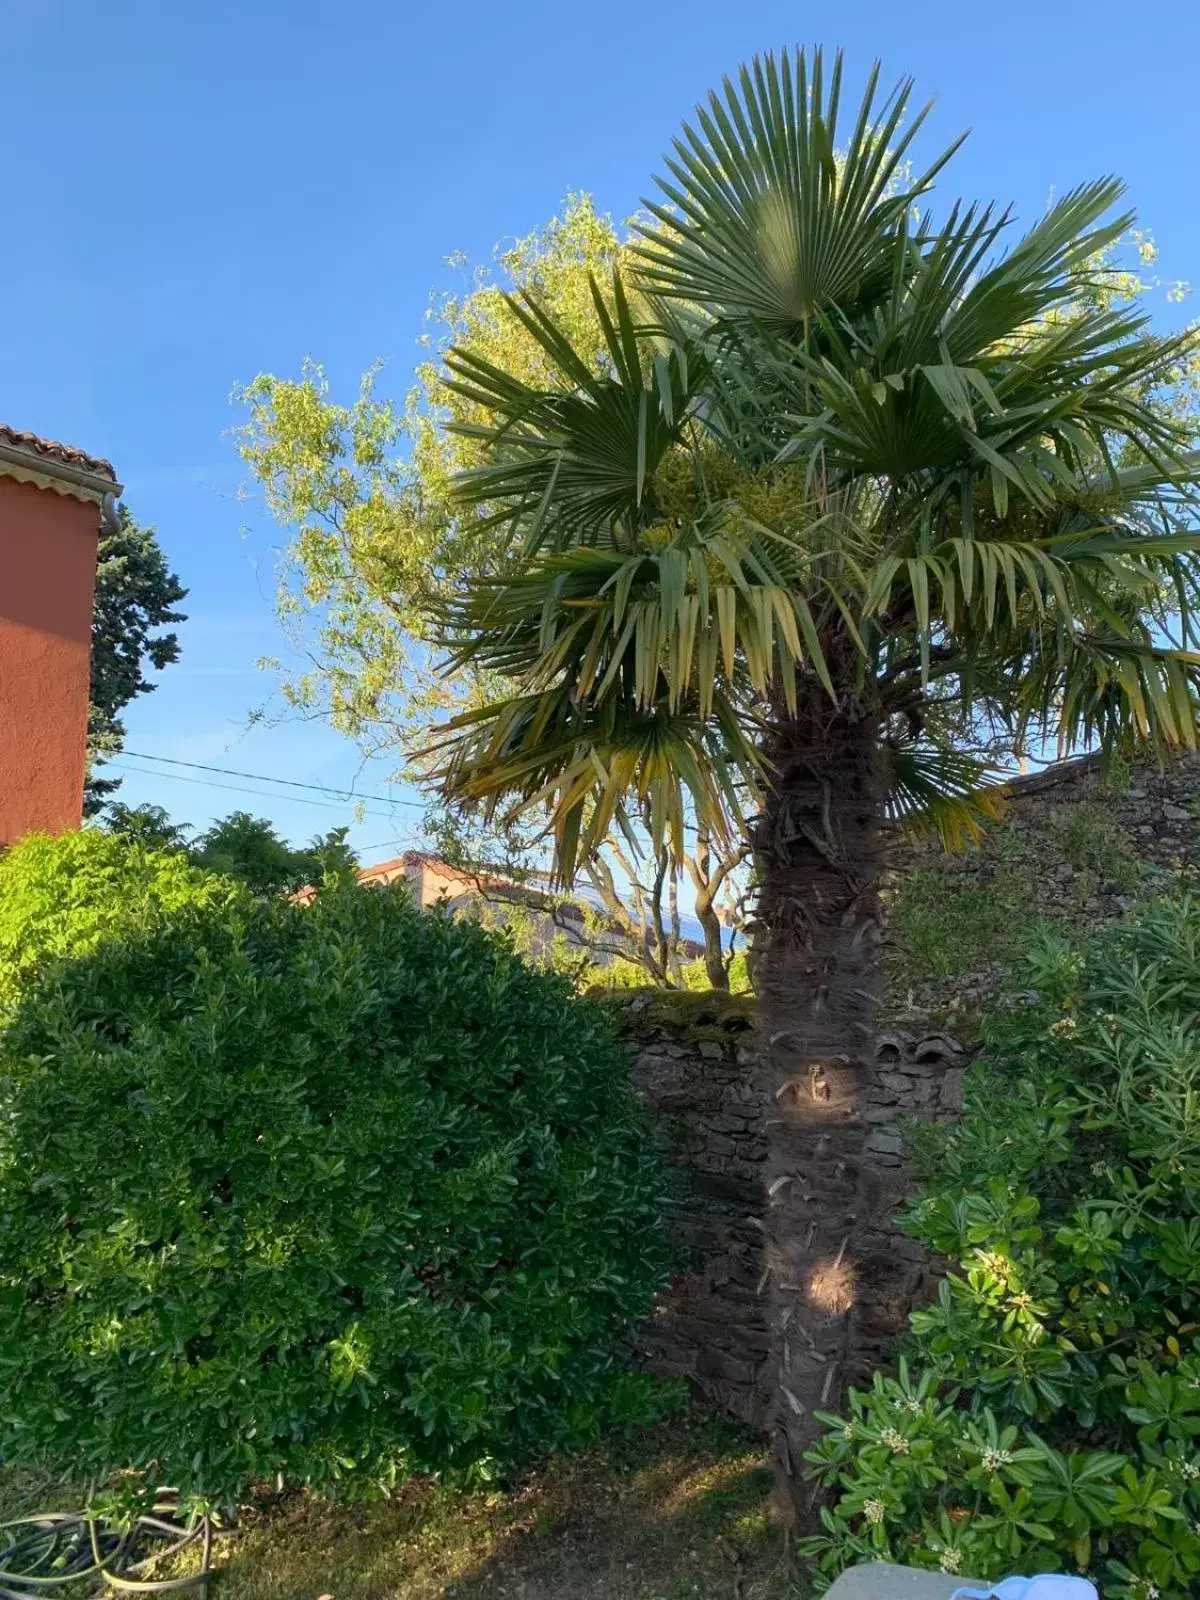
[887,858,1040,986]
[887,801,1146,993]
[1043,801,1141,891]
[0,1414,794,1600]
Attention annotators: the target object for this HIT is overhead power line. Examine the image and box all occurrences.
[108,761,424,830]
[353,836,414,855]
[108,763,396,820]
[118,750,428,811]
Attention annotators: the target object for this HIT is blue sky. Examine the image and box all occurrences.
[4,0,1199,862]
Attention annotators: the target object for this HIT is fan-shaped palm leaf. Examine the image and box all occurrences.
[443,274,706,551]
[885,735,1009,848]
[634,49,965,333]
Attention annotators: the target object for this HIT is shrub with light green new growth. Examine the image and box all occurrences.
[802,894,1200,1600]
[0,829,244,1008]
[0,832,671,1511]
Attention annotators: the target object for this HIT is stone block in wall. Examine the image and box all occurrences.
[616,988,972,1430]
[612,991,774,1427]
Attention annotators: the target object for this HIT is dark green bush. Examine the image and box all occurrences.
[803,894,1200,1600]
[0,832,671,1510]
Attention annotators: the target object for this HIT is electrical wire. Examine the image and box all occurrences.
[118,751,426,810]
[107,761,421,830]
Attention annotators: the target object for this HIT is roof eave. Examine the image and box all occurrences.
[0,437,123,528]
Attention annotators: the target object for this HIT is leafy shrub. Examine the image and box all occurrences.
[681,949,753,994]
[0,832,671,1510]
[803,895,1200,1599]
[188,810,358,894]
[103,803,359,895]
[0,828,242,1008]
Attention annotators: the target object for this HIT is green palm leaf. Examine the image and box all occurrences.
[443,274,706,551]
[428,46,1200,887]
[634,49,965,332]
[884,733,1009,847]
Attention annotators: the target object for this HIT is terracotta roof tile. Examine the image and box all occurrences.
[0,425,117,484]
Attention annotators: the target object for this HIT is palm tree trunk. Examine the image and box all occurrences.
[752,702,895,1523]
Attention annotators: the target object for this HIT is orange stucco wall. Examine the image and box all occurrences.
[0,477,100,843]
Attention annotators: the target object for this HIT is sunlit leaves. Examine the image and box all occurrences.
[443,275,704,551]
[0,832,671,1506]
[233,198,632,767]
[803,898,1200,1595]
[633,51,963,331]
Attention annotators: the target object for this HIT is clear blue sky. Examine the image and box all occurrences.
[4,0,1198,861]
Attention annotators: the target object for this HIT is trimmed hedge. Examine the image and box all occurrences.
[0,833,670,1509]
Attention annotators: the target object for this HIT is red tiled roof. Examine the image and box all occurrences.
[356,852,426,883]
[357,852,498,894]
[0,425,117,484]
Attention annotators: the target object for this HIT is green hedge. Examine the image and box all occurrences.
[0,832,671,1510]
[804,893,1200,1600]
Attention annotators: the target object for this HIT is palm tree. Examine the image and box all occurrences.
[427,51,1200,1512]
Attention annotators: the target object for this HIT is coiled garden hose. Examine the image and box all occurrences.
[0,1494,214,1597]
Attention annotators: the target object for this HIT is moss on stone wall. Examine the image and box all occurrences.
[600,988,756,1040]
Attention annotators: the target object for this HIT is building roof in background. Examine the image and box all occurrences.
[357,851,482,887]
[355,850,708,955]
[357,851,531,908]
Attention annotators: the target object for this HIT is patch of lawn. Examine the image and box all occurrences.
[0,1413,793,1600]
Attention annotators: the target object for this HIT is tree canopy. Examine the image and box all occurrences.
[234,196,624,766]
[235,199,749,978]
[426,70,1200,872]
[104,803,358,896]
[86,504,188,812]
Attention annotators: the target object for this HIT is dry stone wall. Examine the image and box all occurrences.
[887,751,1200,1032]
[849,1028,968,1382]
[619,993,771,1427]
[617,996,967,1423]
[616,752,1200,1427]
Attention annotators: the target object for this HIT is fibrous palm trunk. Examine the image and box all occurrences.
[752,699,902,1522]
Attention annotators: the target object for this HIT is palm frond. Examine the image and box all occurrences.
[443,274,705,551]
[1020,631,1200,754]
[634,48,966,332]
[771,184,1196,502]
[424,685,754,880]
[886,736,1009,850]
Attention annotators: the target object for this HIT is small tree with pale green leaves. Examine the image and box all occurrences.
[235,198,746,985]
